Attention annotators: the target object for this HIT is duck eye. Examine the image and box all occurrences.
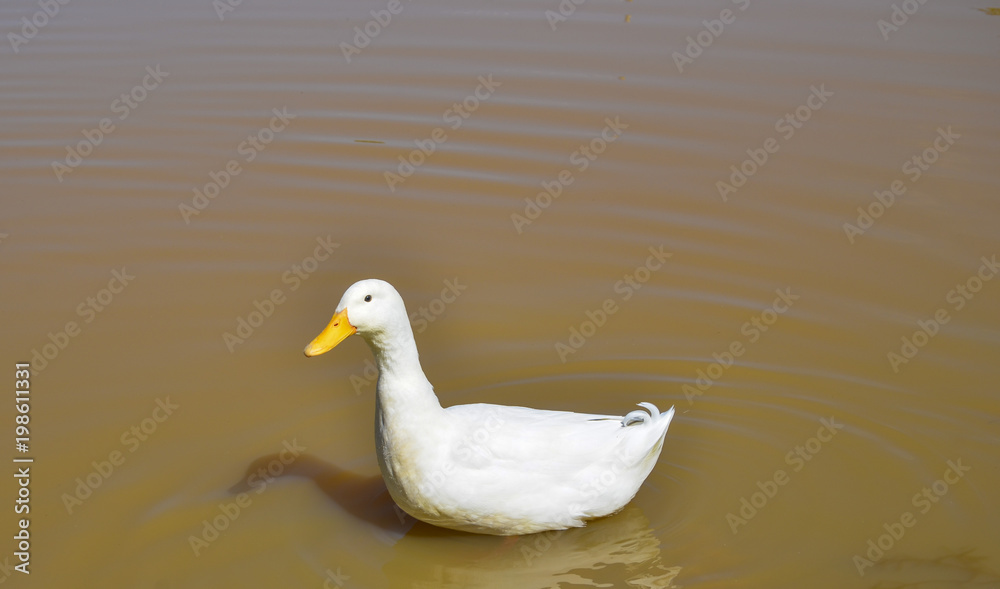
[364,295,372,302]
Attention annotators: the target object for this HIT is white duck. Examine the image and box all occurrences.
[304,279,674,536]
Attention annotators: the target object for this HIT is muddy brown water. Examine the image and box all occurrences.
[1,0,998,587]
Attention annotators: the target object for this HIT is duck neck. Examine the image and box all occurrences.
[365,327,442,417]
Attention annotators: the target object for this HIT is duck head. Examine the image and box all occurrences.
[303,279,411,357]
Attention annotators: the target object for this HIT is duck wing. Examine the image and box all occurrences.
[429,402,674,531]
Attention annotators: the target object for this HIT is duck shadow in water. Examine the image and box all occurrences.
[229,453,555,540]
[232,453,682,587]
[229,452,422,535]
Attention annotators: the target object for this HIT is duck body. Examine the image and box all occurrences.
[305,279,674,536]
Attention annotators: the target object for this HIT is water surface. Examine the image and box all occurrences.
[1,0,998,587]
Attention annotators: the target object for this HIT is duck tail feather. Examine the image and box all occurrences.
[622,402,676,427]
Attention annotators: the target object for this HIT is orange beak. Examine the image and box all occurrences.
[303,308,356,357]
